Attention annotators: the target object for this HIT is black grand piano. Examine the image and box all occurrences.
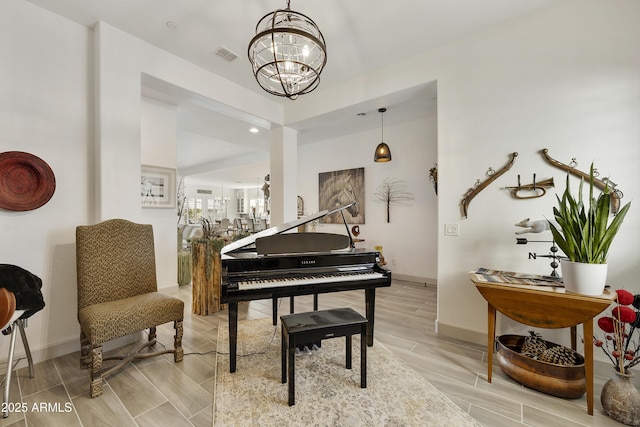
[221,202,391,373]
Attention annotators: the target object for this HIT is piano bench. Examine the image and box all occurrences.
[280,307,367,406]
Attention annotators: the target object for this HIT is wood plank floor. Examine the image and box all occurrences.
[0,280,631,426]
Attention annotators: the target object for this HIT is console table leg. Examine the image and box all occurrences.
[487,303,496,383]
[584,320,594,415]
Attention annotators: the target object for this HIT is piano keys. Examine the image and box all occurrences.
[236,269,387,291]
[221,202,391,373]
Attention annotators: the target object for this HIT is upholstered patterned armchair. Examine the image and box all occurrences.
[76,219,184,398]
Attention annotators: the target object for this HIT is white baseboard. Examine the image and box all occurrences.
[158,283,180,294]
[436,320,486,347]
[393,274,436,286]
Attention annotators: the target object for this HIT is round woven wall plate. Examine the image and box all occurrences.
[0,151,56,211]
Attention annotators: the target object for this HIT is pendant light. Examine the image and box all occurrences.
[374,108,392,162]
[248,0,327,100]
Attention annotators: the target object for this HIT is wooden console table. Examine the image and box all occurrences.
[469,269,615,415]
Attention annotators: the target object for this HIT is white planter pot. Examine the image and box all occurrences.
[560,259,608,296]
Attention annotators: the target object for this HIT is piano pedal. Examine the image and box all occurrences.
[303,346,312,355]
[312,344,321,352]
[295,347,302,357]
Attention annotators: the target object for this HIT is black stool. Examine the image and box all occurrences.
[281,307,367,406]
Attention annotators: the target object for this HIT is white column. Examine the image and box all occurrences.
[94,22,143,222]
[269,126,298,227]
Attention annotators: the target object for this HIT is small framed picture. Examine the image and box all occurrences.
[141,165,176,208]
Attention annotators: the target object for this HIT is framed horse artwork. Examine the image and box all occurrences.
[318,167,365,224]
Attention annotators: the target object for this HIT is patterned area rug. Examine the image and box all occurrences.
[213,318,480,426]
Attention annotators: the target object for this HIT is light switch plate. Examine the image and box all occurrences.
[445,223,459,236]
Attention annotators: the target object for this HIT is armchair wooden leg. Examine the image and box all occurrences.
[80,331,91,370]
[174,319,184,362]
[90,345,104,398]
[149,326,157,342]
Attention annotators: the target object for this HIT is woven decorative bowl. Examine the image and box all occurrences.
[0,151,56,211]
[496,334,586,398]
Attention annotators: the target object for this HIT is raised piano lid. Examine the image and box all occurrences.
[220,201,356,256]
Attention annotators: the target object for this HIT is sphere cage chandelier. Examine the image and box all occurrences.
[247,0,327,100]
[374,108,392,162]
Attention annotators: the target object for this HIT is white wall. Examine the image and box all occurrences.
[289,0,640,357]
[0,0,91,360]
[298,115,438,281]
[433,0,640,348]
[141,97,178,287]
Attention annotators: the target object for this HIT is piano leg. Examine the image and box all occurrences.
[313,294,318,311]
[290,296,295,313]
[229,302,238,373]
[365,289,376,347]
[272,298,278,325]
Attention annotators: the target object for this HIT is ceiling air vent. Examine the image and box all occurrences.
[197,189,213,195]
[215,47,238,62]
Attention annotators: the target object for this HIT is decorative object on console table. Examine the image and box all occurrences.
[549,163,630,296]
[514,218,561,277]
[595,289,640,425]
[560,260,608,297]
[496,334,585,399]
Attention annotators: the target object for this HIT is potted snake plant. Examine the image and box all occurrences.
[548,164,630,295]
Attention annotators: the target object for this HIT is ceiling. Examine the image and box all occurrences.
[25,0,559,188]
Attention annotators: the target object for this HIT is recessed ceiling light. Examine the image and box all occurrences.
[357,112,366,116]
[166,21,178,30]
[249,127,259,133]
